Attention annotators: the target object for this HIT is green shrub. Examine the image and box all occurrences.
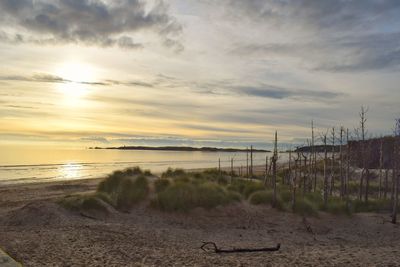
[304,191,324,207]
[249,190,285,210]
[226,190,242,202]
[324,197,351,215]
[58,193,111,214]
[249,190,273,205]
[227,179,248,195]
[280,188,292,203]
[350,199,392,213]
[154,178,171,193]
[97,171,149,211]
[161,168,186,178]
[124,166,143,176]
[227,179,265,198]
[152,181,234,212]
[243,182,265,198]
[97,171,125,197]
[143,169,152,176]
[115,175,149,210]
[293,198,318,216]
[81,196,109,213]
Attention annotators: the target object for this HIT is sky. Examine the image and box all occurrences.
[0,0,400,149]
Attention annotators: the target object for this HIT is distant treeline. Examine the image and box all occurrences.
[295,145,340,153]
[349,136,400,169]
[295,136,400,169]
[90,146,270,153]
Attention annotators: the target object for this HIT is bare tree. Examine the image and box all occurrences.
[346,128,350,209]
[272,131,278,206]
[250,145,253,179]
[358,106,368,201]
[322,131,329,208]
[288,149,292,187]
[330,127,335,196]
[292,151,300,210]
[311,120,317,192]
[301,150,308,196]
[340,127,344,198]
[384,169,389,199]
[263,155,269,186]
[379,138,384,199]
[391,118,400,224]
[246,147,249,179]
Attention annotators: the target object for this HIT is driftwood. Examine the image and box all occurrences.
[201,242,280,253]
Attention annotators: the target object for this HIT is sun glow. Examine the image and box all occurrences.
[55,62,96,99]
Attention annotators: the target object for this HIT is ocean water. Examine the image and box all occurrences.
[0,146,284,185]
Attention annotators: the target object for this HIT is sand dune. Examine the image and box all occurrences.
[1,179,400,266]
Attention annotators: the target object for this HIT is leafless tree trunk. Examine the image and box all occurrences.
[322,133,328,208]
[391,151,398,224]
[379,139,383,199]
[392,167,398,224]
[330,127,335,196]
[384,169,389,199]
[263,155,269,185]
[288,150,292,187]
[311,120,317,192]
[365,168,370,203]
[340,127,344,198]
[272,131,278,206]
[391,169,395,204]
[346,128,350,209]
[292,156,298,210]
[359,106,368,201]
[246,148,249,179]
[391,119,400,224]
[250,145,253,179]
[230,157,234,176]
[302,152,307,196]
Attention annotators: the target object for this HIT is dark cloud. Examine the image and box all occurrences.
[225,1,400,72]
[232,32,400,72]
[226,0,400,32]
[0,0,182,51]
[232,84,342,100]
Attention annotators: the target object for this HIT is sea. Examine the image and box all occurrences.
[0,146,287,185]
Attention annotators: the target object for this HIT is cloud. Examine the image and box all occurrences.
[231,32,400,72]
[223,1,400,72]
[225,0,400,33]
[0,73,108,85]
[0,0,183,51]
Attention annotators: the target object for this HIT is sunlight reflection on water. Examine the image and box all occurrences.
[58,163,83,180]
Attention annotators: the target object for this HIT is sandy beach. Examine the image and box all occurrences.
[0,176,400,267]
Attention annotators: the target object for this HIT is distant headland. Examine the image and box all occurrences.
[89,146,270,153]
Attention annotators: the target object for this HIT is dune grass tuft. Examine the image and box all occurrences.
[293,198,319,216]
[96,167,149,211]
[58,192,112,214]
[152,169,251,212]
[227,179,266,199]
[154,178,171,193]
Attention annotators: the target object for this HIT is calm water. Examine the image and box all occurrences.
[0,146,284,185]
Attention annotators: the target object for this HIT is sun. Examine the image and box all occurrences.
[54,62,96,99]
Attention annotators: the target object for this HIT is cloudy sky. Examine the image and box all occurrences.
[0,0,399,149]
